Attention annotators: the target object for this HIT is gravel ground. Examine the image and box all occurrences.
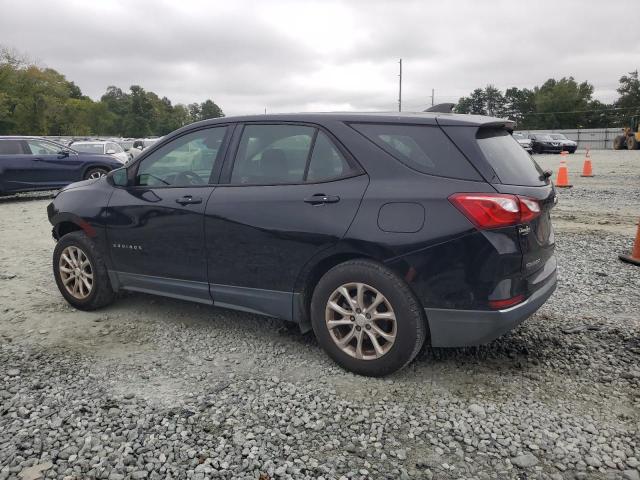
[0,150,639,480]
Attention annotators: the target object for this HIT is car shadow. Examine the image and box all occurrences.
[0,191,56,203]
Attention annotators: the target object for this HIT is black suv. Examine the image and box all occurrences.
[47,113,557,376]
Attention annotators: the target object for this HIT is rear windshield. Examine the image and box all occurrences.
[351,123,480,180]
[477,128,545,186]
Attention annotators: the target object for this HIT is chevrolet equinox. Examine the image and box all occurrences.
[48,113,557,376]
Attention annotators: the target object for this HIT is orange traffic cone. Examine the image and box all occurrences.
[619,219,640,266]
[555,159,573,188]
[581,148,594,177]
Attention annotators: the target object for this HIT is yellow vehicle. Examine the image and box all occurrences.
[613,115,640,150]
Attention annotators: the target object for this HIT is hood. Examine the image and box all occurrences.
[76,152,122,165]
[58,177,102,193]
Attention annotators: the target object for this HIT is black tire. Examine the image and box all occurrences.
[627,136,639,150]
[84,167,109,180]
[310,259,427,377]
[613,135,627,150]
[53,231,115,310]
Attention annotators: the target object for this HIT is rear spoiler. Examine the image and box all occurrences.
[423,103,455,113]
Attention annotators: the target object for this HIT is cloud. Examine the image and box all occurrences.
[1,0,638,115]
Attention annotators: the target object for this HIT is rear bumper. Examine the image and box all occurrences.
[425,267,557,347]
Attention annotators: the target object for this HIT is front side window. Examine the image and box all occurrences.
[26,139,62,155]
[136,126,227,187]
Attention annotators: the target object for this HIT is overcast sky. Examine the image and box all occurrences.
[1,0,639,116]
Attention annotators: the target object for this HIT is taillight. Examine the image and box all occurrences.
[449,193,541,229]
[488,294,525,309]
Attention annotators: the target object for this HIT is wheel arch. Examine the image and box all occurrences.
[51,213,97,240]
[293,250,375,333]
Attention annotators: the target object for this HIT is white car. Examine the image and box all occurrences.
[70,141,129,164]
[116,140,143,162]
[549,133,577,153]
[512,132,533,153]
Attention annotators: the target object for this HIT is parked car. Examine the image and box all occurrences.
[512,132,533,152]
[47,113,557,376]
[0,136,123,195]
[70,140,129,164]
[116,140,142,162]
[132,138,162,151]
[548,133,577,153]
[530,134,563,154]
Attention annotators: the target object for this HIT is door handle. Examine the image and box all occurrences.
[33,158,44,162]
[304,194,340,205]
[175,196,203,205]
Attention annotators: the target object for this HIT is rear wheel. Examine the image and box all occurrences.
[627,136,639,150]
[84,167,108,180]
[613,135,627,150]
[53,231,115,310]
[311,259,427,377]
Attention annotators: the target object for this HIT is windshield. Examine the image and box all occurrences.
[550,134,567,140]
[73,143,105,154]
[536,135,553,141]
[513,133,526,139]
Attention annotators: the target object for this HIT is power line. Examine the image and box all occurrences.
[519,105,640,116]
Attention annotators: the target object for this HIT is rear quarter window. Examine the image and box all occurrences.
[351,123,481,181]
[0,140,24,155]
[476,128,545,186]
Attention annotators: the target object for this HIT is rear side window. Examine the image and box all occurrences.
[0,140,23,155]
[351,123,481,180]
[476,129,545,186]
[306,131,351,182]
[231,125,358,185]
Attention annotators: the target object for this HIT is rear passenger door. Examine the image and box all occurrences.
[204,123,369,319]
[0,139,33,193]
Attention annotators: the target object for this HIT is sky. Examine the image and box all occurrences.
[1,0,639,116]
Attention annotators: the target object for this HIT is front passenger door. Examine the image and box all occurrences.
[106,125,230,303]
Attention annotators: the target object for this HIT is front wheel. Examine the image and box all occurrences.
[84,167,108,180]
[53,231,115,310]
[311,259,427,377]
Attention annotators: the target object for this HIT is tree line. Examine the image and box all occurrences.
[0,47,224,137]
[454,71,640,130]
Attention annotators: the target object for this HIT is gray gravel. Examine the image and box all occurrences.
[0,151,639,479]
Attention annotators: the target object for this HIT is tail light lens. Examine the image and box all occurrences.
[449,193,541,229]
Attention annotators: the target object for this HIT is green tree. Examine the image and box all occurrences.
[200,99,224,120]
[615,70,640,126]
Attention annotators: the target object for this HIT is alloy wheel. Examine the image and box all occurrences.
[59,246,94,299]
[325,282,397,360]
[89,170,106,179]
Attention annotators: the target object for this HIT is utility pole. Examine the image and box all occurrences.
[431,88,434,107]
[398,58,402,112]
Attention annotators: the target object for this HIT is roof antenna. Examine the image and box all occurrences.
[424,103,455,113]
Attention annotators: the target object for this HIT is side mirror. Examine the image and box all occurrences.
[58,150,70,157]
[107,167,128,187]
[106,149,116,155]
